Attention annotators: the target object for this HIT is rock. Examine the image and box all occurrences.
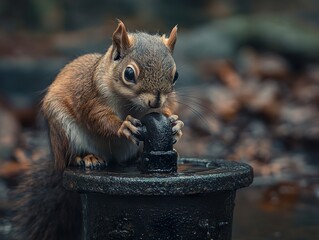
[0,57,67,100]
[174,23,236,86]
[217,16,319,62]
[175,25,235,61]
[280,105,317,125]
[207,86,240,121]
[238,80,281,120]
[230,136,272,164]
[306,64,319,84]
[292,68,319,104]
[236,49,290,80]
[275,105,319,140]
[199,60,242,89]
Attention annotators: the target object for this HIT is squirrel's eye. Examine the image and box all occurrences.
[124,67,136,83]
[173,71,179,84]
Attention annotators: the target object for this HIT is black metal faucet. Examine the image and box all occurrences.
[138,112,177,173]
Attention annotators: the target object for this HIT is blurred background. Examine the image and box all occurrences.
[0,0,319,239]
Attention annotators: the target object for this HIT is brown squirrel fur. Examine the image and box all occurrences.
[42,20,182,170]
[12,160,82,240]
[12,21,183,240]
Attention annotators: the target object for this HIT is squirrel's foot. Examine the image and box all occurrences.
[75,154,107,169]
[117,115,142,145]
[169,115,184,144]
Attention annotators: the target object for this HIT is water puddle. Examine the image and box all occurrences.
[233,179,319,240]
[85,158,227,177]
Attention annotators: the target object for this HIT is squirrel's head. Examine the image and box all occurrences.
[103,21,178,115]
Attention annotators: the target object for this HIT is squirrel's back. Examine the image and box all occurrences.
[44,53,102,101]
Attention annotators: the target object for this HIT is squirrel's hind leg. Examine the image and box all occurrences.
[48,119,73,170]
[75,154,107,169]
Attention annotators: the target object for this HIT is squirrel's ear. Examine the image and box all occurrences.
[162,25,178,52]
[112,20,131,59]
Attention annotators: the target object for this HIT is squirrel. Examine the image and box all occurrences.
[12,21,183,240]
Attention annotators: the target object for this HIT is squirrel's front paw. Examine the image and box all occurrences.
[169,115,184,144]
[75,154,107,169]
[117,115,142,145]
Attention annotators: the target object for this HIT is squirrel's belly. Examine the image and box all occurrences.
[65,121,140,163]
[87,136,141,164]
[102,137,141,163]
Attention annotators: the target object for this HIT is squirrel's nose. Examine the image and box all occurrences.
[148,100,161,108]
[148,91,162,108]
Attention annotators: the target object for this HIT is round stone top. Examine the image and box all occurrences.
[63,158,253,196]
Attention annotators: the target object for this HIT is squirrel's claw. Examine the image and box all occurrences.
[118,115,142,145]
[75,154,107,169]
[169,115,184,144]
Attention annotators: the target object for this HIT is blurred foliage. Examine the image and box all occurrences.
[1,0,319,32]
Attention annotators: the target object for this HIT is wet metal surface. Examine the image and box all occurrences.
[63,158,253,195]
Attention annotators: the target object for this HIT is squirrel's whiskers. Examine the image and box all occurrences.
[170,89,216,131]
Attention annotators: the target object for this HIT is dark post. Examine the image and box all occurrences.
[63,113,254,240]
[138,112,177,173]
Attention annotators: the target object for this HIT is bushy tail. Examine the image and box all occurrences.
[11,160,82,240]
